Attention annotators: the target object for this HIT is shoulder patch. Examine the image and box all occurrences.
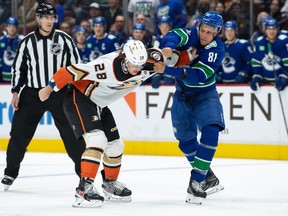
[278,34,288,40]
[107,34,117,40]
[205,41,217,49]
[239,39,248,44]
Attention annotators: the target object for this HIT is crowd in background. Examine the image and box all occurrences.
[0,0,288,89]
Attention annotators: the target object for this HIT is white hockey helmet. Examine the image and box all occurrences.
[123,40,147,67]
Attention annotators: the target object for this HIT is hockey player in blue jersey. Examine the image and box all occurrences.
[250,18,288,91]
[74,26,90,63]
[0,17,24,82]
[217,20,253,83]
[153,11,225,204]
[86,16,120,61]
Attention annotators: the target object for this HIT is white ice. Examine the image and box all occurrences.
[0,151,287,216]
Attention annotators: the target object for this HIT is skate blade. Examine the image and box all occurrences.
[206,184,224,196]
[3,185,10,191]
[103,191,132,202]
[185,194,204,205]
[72,197,103,208]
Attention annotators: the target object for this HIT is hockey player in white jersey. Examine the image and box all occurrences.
[38,40,165,208]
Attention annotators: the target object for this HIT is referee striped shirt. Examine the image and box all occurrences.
[11,27,80,93]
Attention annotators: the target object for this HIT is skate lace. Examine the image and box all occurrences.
[105,180,126,195]
[84,182,100,196]
[192,180,205,192]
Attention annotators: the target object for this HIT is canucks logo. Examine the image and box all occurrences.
[222,53,236,73]
[50,43,62,55]
[3,47,16,66]
[262,54,281,71]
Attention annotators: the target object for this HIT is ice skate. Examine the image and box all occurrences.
[186,178,207,205]
[1,175,15,191]
[72,178,104,208]
[101,170,132,202]
[202,169,224,196]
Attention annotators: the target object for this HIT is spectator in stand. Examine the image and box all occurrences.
[86,16,119,61]
[128,0,159,35]
[109,15,128,46]
[225,1,250,40]
[0,17,24,83]
[185,0,198,23]
[250,11,270,49]
[134,14,155,48]
[0,21,6,38]
[186,0,210,28]
[250,18,288,91]
[269,0,288,30]
[217,20,253,84]
[80,19,92,36]
[74,25,90,63]
[280,0,288,30]
[88,2,102,29]
[156,0,188,32]
[59,21,72,36]
[72,0,96,24]
[102,0,123,34]
[17,0,38,34]
[214,1,226,21]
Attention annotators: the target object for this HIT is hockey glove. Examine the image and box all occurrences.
[250,75,263,91]
[151,74,162,89]
[235,71,248,83]
[275,74,288,91]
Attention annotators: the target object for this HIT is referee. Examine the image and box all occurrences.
[1,3,85,191]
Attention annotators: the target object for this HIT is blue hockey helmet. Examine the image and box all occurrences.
[93,16,107,27]
[199,11,223,32]
[265,18,279,30]
[6,17,18,27]
[259,15,273,27]
[133,23,145,31]
[224,20,237,30]
[75,25,88,34]
[158,15,172,26]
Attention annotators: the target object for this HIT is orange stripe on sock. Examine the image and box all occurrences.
[81,161,100,179]
[73,89,86,134]
[103,165,121,180]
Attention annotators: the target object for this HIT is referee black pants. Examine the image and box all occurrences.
[4,86,86,179]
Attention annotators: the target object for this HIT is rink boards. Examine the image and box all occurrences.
[0,84,287,160]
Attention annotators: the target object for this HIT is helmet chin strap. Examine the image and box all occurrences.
[39,25,50,33]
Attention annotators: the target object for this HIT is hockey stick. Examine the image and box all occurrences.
[267,43,288,137]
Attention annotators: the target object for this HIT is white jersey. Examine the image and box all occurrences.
[52,49,163,107]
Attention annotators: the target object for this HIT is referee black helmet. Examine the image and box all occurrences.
[35,3,57,16]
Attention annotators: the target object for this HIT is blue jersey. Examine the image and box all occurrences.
[77,47,90,64]
[218,39,253,83]
[161,26,225,93]
[251,34,288,82]
[86,33,120,61]
[0,34,24,82]
[156,0,187,30]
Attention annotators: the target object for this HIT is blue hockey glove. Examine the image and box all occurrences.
[275,74,288,91]
[151,74,162,89]
[235,71,248,83]
[250,75,263,91]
